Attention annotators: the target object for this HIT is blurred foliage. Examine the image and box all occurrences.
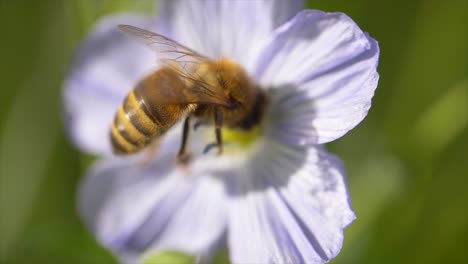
[0,0,466,264]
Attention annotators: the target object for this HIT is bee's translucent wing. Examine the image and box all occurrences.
[118,25,207,73]
[118,25,232,107]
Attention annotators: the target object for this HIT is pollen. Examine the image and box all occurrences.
[223,126,262,148]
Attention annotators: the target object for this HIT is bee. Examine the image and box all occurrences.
[110,25,266,162]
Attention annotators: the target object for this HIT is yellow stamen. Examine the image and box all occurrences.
[223,126,261,148]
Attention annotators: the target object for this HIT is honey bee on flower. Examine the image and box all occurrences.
[63,0,379,263]
[110,25,266,163]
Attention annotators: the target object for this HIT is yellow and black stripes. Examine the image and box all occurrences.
[124,90,159,136]
[110,90,159,154]
[110,89,195,155]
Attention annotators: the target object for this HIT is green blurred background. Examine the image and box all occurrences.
[0,0,466,263]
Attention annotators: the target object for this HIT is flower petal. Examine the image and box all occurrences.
[159,0,303,69]
[63,14,163,155]
[144,175,227,259]
[227,142,354,264]
[78,154,227,261]
[255,10,379,144]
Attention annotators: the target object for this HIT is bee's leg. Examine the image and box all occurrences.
[203,143,218,154]
[214,108,223,155]
[203,108,223,155]
[177,116,191,164]
[193,120,209,130]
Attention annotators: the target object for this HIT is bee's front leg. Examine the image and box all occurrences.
[193,120,209,130]
[203,108,223,155]
[214,108,223,155]
[177,116,192,164]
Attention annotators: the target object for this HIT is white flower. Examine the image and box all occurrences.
[63,1,379,263]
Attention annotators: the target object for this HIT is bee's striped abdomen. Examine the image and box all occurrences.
[110,68,197,155]
[111,90,159,154]
[111,90,194,155]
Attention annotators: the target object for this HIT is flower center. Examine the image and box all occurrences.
[223,125,262,149]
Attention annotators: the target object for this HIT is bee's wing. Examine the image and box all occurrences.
[118,25,232,107]
[118,25,206,75]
